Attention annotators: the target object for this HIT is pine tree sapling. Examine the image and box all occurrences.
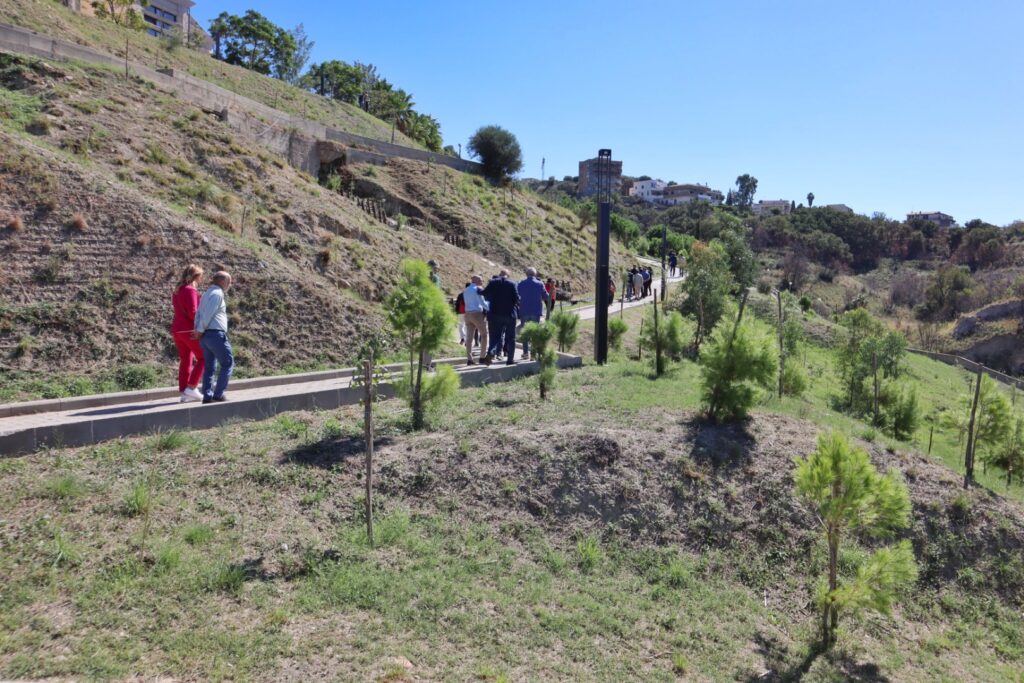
[608,318,629,351]
[942,374,1012,480]
[519,322,557,399]
[699,313,776,422]
[882,384,920,441]
[987,415,1024,487]
[794,432,916,647]
[385,259,457,429]
[549,310,579,353]
[640,307,686,377]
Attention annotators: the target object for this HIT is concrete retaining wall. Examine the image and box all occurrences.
[908,348,1024,390]
[0,22,483,177]
[0,354,583,456]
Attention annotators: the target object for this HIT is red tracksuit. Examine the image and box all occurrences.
[171,284,204,392]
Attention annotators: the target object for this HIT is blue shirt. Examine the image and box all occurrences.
[517,277,549,319]
[463,284,488,313]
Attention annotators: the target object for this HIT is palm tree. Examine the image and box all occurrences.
[807,192,815,208]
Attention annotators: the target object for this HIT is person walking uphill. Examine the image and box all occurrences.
[517,267,549,361]
[463,275,490,365]
[171,264,205,403]
[193,271,234,404]
[483,269,520,365]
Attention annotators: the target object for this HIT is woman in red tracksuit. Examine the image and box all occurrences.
[171,264,205,402]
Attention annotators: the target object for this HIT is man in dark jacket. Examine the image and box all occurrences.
[483,269,520,365]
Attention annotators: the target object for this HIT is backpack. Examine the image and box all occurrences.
[455,292,466,314]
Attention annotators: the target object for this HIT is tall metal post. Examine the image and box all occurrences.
[660,223,668,302]
[594,149,612,364]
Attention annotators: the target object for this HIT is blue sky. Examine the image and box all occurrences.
[195,1,1024,225]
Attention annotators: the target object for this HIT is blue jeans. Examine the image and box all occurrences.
[517,314,541,356]
[488,315,516,361]
[200,330,234,399]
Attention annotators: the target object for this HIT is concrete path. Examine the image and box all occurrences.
[570,270,685,322]
[0,352,581,456]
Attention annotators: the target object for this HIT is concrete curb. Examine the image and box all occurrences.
[0,354,582,457]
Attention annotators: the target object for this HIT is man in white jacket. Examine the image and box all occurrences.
[193,271,234,403]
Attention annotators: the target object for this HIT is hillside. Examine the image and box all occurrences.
[0,0,423,147]
[0,51,619,400]
[1,358,1022,681]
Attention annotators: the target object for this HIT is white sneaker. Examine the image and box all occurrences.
[181,387,203,403]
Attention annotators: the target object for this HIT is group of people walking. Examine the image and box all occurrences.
[626,266,655,301]
[448,262,553,366]
[171,264,234,404]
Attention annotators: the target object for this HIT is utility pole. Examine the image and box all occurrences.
[594,149,612,365]
[660,223,668,303]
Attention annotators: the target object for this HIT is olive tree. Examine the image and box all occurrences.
[794,431,917,647]
[467,125,523,182]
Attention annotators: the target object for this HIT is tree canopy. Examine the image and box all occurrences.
[468,125,523,181]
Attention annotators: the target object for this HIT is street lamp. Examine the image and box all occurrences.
[594,149,612,365]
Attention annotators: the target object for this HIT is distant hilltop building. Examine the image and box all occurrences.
[826,204,854,213]
[751,199,793,216]
[61,0,205,45]
[661,183,724,206]
[577,156,623,197]
[907,211,955,228]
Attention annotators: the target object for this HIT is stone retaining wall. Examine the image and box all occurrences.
[0,21,483,177]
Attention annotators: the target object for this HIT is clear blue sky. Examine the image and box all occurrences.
[195,0,1023,225]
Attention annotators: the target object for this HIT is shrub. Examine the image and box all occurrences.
[798,295,811,312]
[68,213,87,232]
[549,310,579,353]
[755,277,772,295]
[122,480,154,517]
[699,312,777,422]
[883,384,920,441]
[781,362,808,397]
[608,318,628,351]
[5,215,24,232]
[114,364,158,391]
[640,306,686,377]
[576,535,603,574]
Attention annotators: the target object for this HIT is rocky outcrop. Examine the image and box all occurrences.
[953,299,1024,339]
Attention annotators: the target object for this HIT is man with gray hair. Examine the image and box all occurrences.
[482,268,519,364]
[193,271,234,403]
[517,266,549,361]
[462,274,490,365]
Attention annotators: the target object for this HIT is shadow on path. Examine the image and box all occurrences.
[73,401,180,416]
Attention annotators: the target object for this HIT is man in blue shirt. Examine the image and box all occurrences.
[482,269,520,365]
[517,267,549,361]
[462,275,490,365]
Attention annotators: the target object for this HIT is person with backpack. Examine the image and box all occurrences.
[454,284,468,345]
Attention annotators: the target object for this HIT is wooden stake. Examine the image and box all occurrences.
[964,368,983,488]
[777,291,785,399]
[363,355,375,546]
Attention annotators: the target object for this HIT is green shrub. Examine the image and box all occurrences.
[114,364,158,391]
[883,384,920,441]
[640,307,686,377]
[122,479,154,518]
[699,313,777,422]
[608,318,628,351]
[576,535,603,574]
[520,322,557,399]
[549,310,579,353]
[781,363,808,397]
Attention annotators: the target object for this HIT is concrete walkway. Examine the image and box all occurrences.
[0,352,581,456]
[570,269,685,322]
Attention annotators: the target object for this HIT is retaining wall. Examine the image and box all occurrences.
[908,348,1024,391]
[0,22,483,177]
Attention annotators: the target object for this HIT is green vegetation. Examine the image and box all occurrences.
[467,125,523,181]
[519,321,557,399]
[549,310,579,353]
[699,310,777,423]
[794,432,917,646]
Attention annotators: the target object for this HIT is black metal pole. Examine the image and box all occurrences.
[594,149,612,365]
[660,223,668,302]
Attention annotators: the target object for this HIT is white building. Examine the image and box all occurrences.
[628,179,666,201]
[661,183,724,206]
[142,0,196,40]
[751,199,792,216]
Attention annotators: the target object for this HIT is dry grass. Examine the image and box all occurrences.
[5,214,23,232]
[68,212,87,232]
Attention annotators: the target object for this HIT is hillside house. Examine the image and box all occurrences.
[751,199,793,215]
[907,211,956,227]
[660,183,724,206]
[628,179,666,201]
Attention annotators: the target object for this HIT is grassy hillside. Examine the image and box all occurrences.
[0,52,621,400]
[1,350,1021,681]
[0,0,423,147]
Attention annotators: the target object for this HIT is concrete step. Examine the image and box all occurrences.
[0,352,582,456]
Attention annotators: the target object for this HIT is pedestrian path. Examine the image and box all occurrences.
[0,352,581,456]
[572,270,685,322]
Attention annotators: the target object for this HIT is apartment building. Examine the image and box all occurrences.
[628,179,666,201]
[751,199,793,216]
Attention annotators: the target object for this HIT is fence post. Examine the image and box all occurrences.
[363,355,375,546]
[964,368,983,488]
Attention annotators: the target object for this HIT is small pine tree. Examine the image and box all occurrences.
[639,306,686,377]
[794,431,917,647]
[985,414,1024,488]
[608,318,628,351]
[882,384,920,441]
[699,313,777,422]
[519,322,557,399]
[385,259,457,430]
[549,310,579,353]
